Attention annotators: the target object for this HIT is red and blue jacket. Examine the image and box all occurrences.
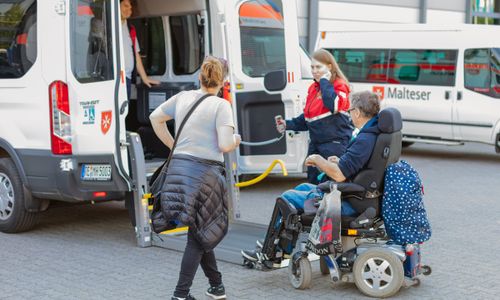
[286,78,352,144]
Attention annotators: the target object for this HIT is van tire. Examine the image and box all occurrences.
[0,158,39,233]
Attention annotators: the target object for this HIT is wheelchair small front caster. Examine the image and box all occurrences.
[288,254,312,290]
[422,265,432,276]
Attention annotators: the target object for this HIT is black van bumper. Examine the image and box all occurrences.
[17,149,130,203]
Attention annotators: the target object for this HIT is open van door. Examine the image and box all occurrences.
[64,0,130,198]
[223,0,308,175]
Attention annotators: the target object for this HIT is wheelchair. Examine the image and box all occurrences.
[243,108,431,298]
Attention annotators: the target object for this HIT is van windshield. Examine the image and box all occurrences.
[239,0,286,78]
[464,48,500,99]
[70,0,114,83]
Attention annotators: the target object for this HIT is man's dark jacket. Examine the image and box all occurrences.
[160,154,228,250]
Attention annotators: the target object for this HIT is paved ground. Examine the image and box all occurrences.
[1,143,500,299]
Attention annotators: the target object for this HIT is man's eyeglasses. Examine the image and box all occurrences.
[347,107,356,114]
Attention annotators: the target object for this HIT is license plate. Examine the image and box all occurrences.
[81,164,112,181]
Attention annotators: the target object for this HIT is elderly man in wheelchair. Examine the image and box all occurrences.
[241,91,431,298]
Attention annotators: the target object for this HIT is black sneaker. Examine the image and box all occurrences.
[171,294,196,300]
[206,284,226,299]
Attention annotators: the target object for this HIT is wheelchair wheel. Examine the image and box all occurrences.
[288,257,312,289]
[353,249,404,298]
[319,256,330,275]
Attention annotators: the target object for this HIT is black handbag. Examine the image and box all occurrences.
[150,93,212,234]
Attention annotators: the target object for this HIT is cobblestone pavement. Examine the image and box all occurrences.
[1,143,500,299]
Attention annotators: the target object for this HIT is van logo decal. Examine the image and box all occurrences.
[373,86,385,100]
[101,111,112,135]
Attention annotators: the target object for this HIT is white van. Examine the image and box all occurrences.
[316,25,500,152]
[0,0,310,232]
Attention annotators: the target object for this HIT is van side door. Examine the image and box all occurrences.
[223,0,307,174]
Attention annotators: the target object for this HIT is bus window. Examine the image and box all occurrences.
[0,0,37,79]
[464,48,500,99]
[130,17,166,76]
[330,49,389,83]
[170,14,204,75]
[388,49,457,86]
[70,0,114,83]
[239,0,286,78]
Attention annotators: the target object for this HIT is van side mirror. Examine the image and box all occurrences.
[264,70,287,92]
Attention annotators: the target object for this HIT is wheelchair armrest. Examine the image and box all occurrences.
[317,181,366,194]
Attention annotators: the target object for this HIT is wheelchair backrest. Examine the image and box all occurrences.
[349,107,402,214]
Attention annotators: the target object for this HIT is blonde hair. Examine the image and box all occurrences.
[312,49,350,88]
[200,56,224,89]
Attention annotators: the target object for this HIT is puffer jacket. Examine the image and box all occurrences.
[160,154,228,250]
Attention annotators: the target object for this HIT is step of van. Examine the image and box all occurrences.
[403,137,464,146]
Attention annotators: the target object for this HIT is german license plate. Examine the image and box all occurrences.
[81,164,111,181]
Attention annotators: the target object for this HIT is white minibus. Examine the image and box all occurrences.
[0,0,311,232]
[317,24,500,152]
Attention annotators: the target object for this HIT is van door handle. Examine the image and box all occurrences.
[457,91,463,101]
[445,91,451,100]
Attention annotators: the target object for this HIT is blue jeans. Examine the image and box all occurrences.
[281,183,357,217]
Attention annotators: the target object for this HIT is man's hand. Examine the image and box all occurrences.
[305,154,322,167]
[328,156,340,164]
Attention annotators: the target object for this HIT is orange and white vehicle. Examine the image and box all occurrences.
[0,0,311,232]
[316,24,500,152]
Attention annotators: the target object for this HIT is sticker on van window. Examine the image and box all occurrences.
[79,100,100,125]
[101,111,112,135]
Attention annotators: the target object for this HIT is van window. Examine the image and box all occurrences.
[131,17,166,76]
[331,49,389,83]
[170,14,204,75]
[239,0,286,78]
[388,49,457,86]
[0,0,37,79]
[464,48,500,99]
[70,0,114,83]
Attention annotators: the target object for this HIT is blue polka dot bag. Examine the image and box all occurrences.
[382,160,432,245]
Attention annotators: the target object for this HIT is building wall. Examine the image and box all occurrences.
[297,0,468,50]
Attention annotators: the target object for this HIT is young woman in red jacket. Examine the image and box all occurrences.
[277,49,352,184]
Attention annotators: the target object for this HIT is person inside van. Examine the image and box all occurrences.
[242,91,381,264]
[120,0,159,99]
[150,57,241,300]
[276,49,352,184]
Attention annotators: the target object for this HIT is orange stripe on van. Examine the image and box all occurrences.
[292,72,295,82]
[239,3,283,21]
[287,72,290,83]
[16,33,27,45]
[78,5,94,16]
[120,70,125,84]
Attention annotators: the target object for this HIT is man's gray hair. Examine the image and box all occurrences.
[350,91,380,118]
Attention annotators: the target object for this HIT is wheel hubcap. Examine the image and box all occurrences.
[361,257,394,290]
[0,173,15,221]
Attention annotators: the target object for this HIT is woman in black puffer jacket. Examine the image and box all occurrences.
[150,57,241,300]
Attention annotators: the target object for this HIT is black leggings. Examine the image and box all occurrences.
[174,229,222,298]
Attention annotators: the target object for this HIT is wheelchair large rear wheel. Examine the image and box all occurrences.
[353,249,404,298]
[288,256,312,289]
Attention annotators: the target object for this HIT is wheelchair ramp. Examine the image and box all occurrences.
[151,221,268,265]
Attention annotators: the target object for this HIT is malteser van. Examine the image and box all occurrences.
[0,0,311,232]
[317,24,500,152]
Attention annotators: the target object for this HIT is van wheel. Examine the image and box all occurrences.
[402,142,414,148]
[0,158,39,233]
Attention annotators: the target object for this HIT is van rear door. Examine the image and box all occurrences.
[223,0,307,174]
[66,1,129,187]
